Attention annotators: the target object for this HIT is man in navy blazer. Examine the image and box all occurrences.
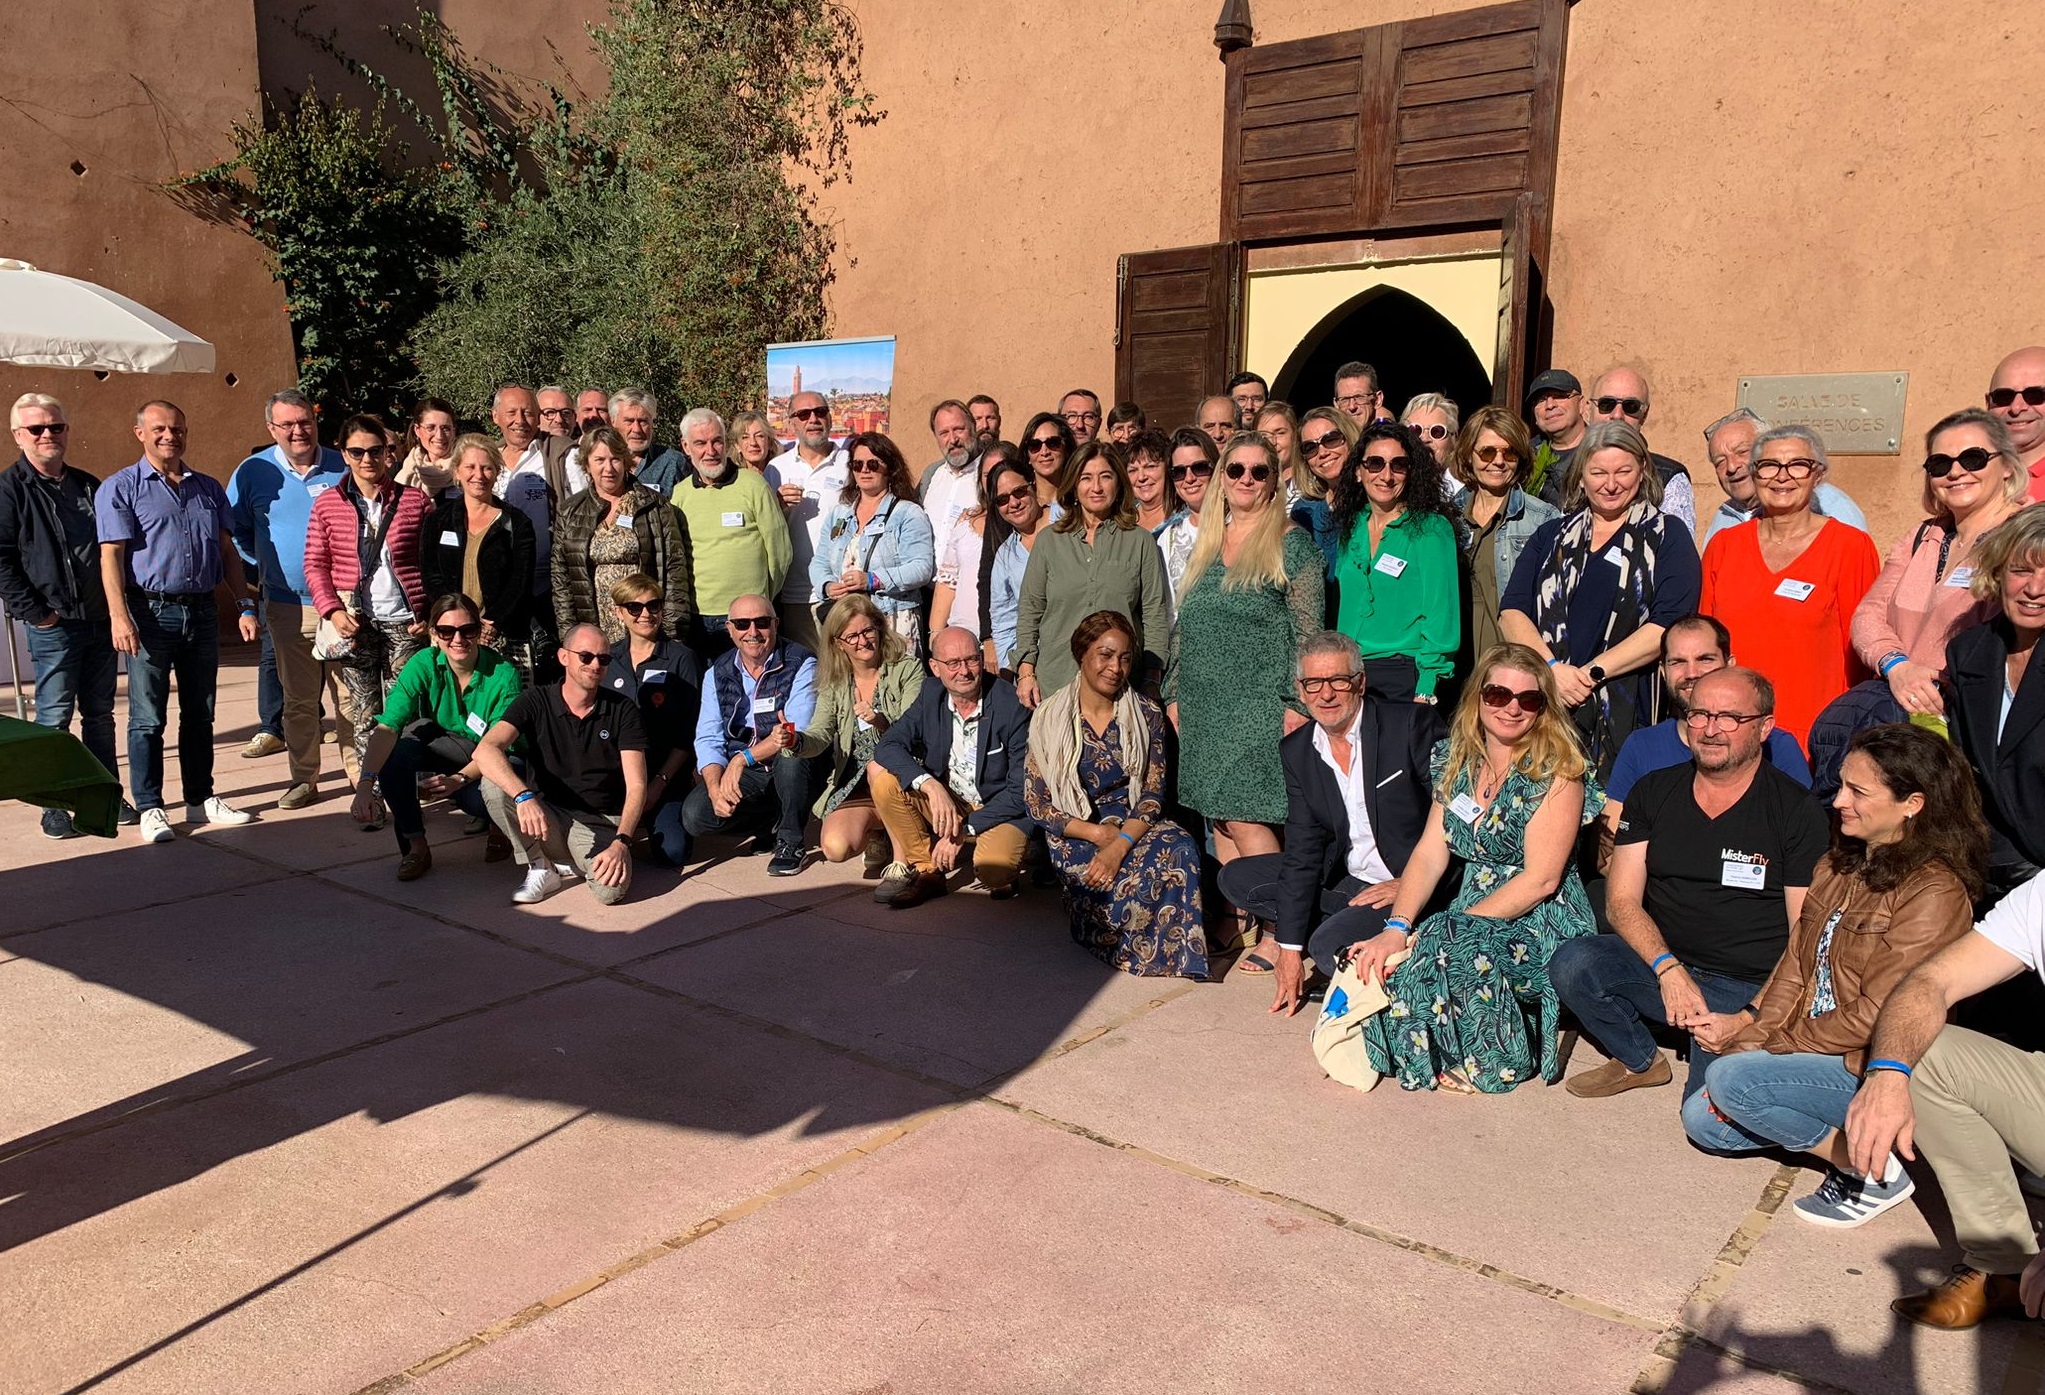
[869,625,1033,907]
[1219,630,1444,1014]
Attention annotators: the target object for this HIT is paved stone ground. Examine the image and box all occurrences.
[2,656,2040,1394]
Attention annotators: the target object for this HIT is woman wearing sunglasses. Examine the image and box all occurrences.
[793,593,927,878]
[932,444,1019,642]
[1328,420,1460,702]
[810,432,936,654]
[1014,441,1173,707]
[1156,428,1219,604]
[1018,412,1075,512]
[978,458,1049,675]
[1287,407,1358,580]
[1166,432,1326,970]
[1348,643,1603,1092]
[603,573,704,867]
[1699,425,1880,750]
[348,592,524,880]
[1400,392,1460,470]
[1448,405,1558,667]
[552,426,693,647]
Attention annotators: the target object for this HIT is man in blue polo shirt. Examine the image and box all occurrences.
[98,400,260,843]
[228,389,349,807]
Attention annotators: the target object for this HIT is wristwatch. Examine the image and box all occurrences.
[1099,815,1124,830]
[1588,664,1607,684]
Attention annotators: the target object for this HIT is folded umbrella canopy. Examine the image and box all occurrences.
[0,257,216,374]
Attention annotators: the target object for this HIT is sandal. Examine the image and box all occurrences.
[1436,1070,1479,1096]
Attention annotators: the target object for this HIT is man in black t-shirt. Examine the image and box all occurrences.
[476,623,649,906]
[1553,668,1828,1099]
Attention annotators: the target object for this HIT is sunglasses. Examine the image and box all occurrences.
[1474,445,1521,465]
[850,457,886,473]
[566,648,614,666]
[1360,455,1410,474]
[1169,461,1215,480]
[19,422,67,437]
[342,445,389,461]
[1301,431,1345,455]
[1987,386,2045,410]
[1410,422,1450,441]
[1028,436,1064,452]
[1593,396,1646,418]
[1225,461,1272,483]
[1924,447,2000,479]
[616,599,659,617]
[791,406,828,420]
[1479,683,1548,713]
[433,622,482,641]
[727,615,773,631]
[1753,458,1818,479]
[993,485,1034,508]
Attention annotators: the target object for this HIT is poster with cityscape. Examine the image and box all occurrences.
[764,334,895,441]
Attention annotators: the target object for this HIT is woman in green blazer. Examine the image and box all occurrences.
[796,594,928,873]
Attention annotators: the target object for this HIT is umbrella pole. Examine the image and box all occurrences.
[3,607,24,720]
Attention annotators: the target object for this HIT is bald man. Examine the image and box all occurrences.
[1988,347,2045,502]
[1561,366,1697,534]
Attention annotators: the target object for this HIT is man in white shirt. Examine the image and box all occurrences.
[491,384,576,611]
[765,389,847,651]
[918,398,980,567]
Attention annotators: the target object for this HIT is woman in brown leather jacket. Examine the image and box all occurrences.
[1680,723,1983,1228]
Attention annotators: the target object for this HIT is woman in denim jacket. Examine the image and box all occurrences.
[809,431,937,655]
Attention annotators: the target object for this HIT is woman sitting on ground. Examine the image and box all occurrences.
[1680,724,1981,1228]
[1025,610,1208,979]
[796,594,928,875]
[1349,643,1603,1093]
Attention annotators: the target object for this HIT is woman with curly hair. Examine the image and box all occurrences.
[1329,419,1461,702]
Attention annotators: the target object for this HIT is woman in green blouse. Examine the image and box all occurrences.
[1330,420,1462,703]
[1013,441,1173,705]
[795,594,928,875]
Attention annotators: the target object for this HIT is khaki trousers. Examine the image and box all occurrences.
[868,764,1028,890]
[1911,1026,2045,1274]
[266,600,352,786]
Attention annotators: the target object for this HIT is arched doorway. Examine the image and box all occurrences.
[1273,287,1494,423]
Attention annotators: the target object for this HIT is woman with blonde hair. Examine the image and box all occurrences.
[729,410,779,475]
[1253,401,1303,502]
[1348,642,1604,1093]
[795,593,927,874]
[1166,430,1325,970]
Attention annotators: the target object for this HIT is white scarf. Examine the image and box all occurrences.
[1028,679,1148,819]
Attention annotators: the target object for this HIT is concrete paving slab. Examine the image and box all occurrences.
[997,968,1783,1326]
[0,830,285,937]
[0,977,952,1395]
[412,1101,1657,1395]
[1654,1344,1822,1393]
[0,877,576,1147]
[624,889,1175,1088]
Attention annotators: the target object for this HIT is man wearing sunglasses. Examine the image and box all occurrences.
[681,594,817,875]
[1701,408,1868,546]
[1556,367,1696,533]
[766,389,848,650]
[1216,630,1442,1016]
[0,393,129,836]
[476,622,649,905]
[1554,666,1826,1101]
[1986,346,2045,501]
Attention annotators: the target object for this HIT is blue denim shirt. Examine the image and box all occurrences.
[808,495,936,617]
[988,532,1030,669]
[1452,486,1561,594]
[96,459,234,594]
[228,445,347,604]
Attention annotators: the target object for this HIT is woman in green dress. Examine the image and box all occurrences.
[1345,642,1603,1093]
[1330,420,1462,702]
[1166,431,1325,969]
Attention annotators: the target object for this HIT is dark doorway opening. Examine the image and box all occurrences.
[1272,286,1493,424]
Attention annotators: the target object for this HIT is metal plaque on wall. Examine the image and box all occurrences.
[1736,372,1908,455]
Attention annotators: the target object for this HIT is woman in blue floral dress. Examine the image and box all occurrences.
[1345,643,1603,1092]
[1025,611,1208,979]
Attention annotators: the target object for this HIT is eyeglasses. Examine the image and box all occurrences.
[839,627,880,645]
[931,654,983,670]
[566,648,614,666]
[1169,461,1214,480]
[1530,389,1580,407]
[19,422,67,437]
[850,457,886,473]
[993,485,1034,508]
[1479,683,1548,714]
[1062,411,1102,426]
[1410,422,1450,441]
[1224,461,1272,482]
[1297,674,1363,695]
[1987,386,2045,409]
[726,615,773,631]
[1028,436,1064,453]
[1301,431,1345,455]
[791,406,828,421]
[342,445,389,461]
[1335,393,1376,411]
[1593,396,1647,418]
[1682,709,1766,731]
[616,599,659,617]
[433,622,482,641]
[267,420,315,436]
[1360,455,1411,475]
[1752,458,1818,480]
[1474,445,1521,465]
[1924,447,2001,479]
[538,407,573,420]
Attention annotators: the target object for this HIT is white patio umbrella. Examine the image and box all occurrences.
[0,257,218,713]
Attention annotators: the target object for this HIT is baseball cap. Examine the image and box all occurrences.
[1524,369,1581,406]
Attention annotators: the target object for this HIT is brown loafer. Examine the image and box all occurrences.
[396,844,433,882]
[884,869,948,909]
[1565,1054,1673,1099]
[484,827,513,863]
[1893,1266,2026,1330]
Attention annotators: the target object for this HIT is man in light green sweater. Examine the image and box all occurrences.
[670,407,791,654]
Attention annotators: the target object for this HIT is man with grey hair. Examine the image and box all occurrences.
[491,384,579,631]
[673,411,791,653]
[613,389,689,497]
[1556,366,1697,533]
[918,398,980,570]
[1216,630,1443,1015]
[227,388,350,804]
[1703,406,1867,544]
[765,388,847,650]
[0,392,128,835]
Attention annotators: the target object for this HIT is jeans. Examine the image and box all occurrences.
[647,797,692,866]
[1681,1050,1858,1154]
[680,753,810,850]
[1549,935,1765,1097]
[693,614,734,661]
[255,609,283,738]
[1216,852,1393,977]
[377,727,502,853]
[125,596,219,811]
[24,616,119,778]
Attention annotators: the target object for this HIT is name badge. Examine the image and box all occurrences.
[439,530,459,547]
[865,515,889,536]
[722,511,746,528]
[1448,792,1485,824]
[642,669,666,683]
[615,513,633,528]
[465,712,488,737]
[751,696,779,716]
[1603,547,1627,567]
[1373,554,1407,578]
[1773,579,1816,602]
[1945,566,1974,588]
[1721,859,1767,890]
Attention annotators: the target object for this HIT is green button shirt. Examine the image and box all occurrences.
[374,646,524,739]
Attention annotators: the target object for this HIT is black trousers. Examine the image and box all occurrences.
[1217,852,1394,978]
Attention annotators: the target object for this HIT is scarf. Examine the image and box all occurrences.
[397,447,455,497]
[1028,678,1148,820]
[1531,497,1667,767]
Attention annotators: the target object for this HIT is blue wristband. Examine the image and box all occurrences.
[1384,916,1412,934]
[743,748,758,768]
[513,791,536,805]
[1878,652,1909,678]
[1116,830,1136,847]
[1650,953,1677,974]
[1867,1058,1913,1078]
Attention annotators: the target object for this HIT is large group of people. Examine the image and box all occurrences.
[7,341,2045,1331]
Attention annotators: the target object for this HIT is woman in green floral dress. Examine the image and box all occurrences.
[1345,643,1603,1093]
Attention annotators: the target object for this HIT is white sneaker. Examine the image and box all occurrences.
[512,864,564,905]
[138,807,174,844]
[186,796,254,826]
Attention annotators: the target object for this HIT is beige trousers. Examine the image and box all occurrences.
[266,600,352,786]
[1911,1025,2045,1274]
[868,764,1029,889]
